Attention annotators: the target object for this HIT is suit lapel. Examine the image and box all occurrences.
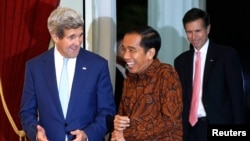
[203,41,216,89]
[67,49,88,117]
[185,50,195,101]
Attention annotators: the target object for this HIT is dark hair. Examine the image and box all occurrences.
[182,8,210,29]
[125,25,161,59]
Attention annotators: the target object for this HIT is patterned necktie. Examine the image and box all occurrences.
[59,58,69,118]
[189,51,201,126]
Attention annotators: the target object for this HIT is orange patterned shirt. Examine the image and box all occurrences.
[118,59,183,141]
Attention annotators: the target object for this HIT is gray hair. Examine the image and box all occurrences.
[47,7,84,39]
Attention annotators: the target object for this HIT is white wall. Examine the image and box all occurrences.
[59,0,83,15]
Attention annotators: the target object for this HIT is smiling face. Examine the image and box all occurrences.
[52,27,84,58]
[121,33,154,74]
[185,18,210,50]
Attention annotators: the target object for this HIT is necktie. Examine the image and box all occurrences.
[59,58,69,118]
[189,51,201,126]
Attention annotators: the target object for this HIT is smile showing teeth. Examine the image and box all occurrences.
[126,62,134,68]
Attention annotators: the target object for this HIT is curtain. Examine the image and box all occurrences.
[0,0,60,140]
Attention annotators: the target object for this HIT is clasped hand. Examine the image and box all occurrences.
[111,115,130,141]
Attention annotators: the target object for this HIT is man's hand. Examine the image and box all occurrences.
[71,129,87,141]
[114,115,130,131]
[36,125,48,141]
[111,130,126,141]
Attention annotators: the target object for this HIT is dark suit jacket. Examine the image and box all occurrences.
[19,47,116,141]
[174,40,246,140]
[114,67,125,111]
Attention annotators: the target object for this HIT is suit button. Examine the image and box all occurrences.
[64,123,68,127]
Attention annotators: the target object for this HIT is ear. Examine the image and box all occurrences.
[147,48,155,59]
[50,33,58,43]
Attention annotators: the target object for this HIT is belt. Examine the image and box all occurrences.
[198,117,207,122]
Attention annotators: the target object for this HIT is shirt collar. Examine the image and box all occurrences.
[128,59,161,81]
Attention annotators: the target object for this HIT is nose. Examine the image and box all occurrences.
[123,50,130,60]
[191,32,198,40]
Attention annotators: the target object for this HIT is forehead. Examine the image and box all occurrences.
[123,33,142,47]
[185,19,204,30]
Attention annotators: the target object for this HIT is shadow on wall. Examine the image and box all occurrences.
[86,16,116,87]
[157,25,189,65]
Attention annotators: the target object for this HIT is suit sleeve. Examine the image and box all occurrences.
[83,60,116,140]
[225,49,246,123]
[19,62,39,141]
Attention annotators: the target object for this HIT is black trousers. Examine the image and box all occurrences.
[188,117,208,141]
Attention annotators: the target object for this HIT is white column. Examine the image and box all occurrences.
[148,0,206,65]
[85,0,116,90]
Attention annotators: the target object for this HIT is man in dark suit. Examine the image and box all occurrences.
[19,7,116,141]
[174,8,246,141]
